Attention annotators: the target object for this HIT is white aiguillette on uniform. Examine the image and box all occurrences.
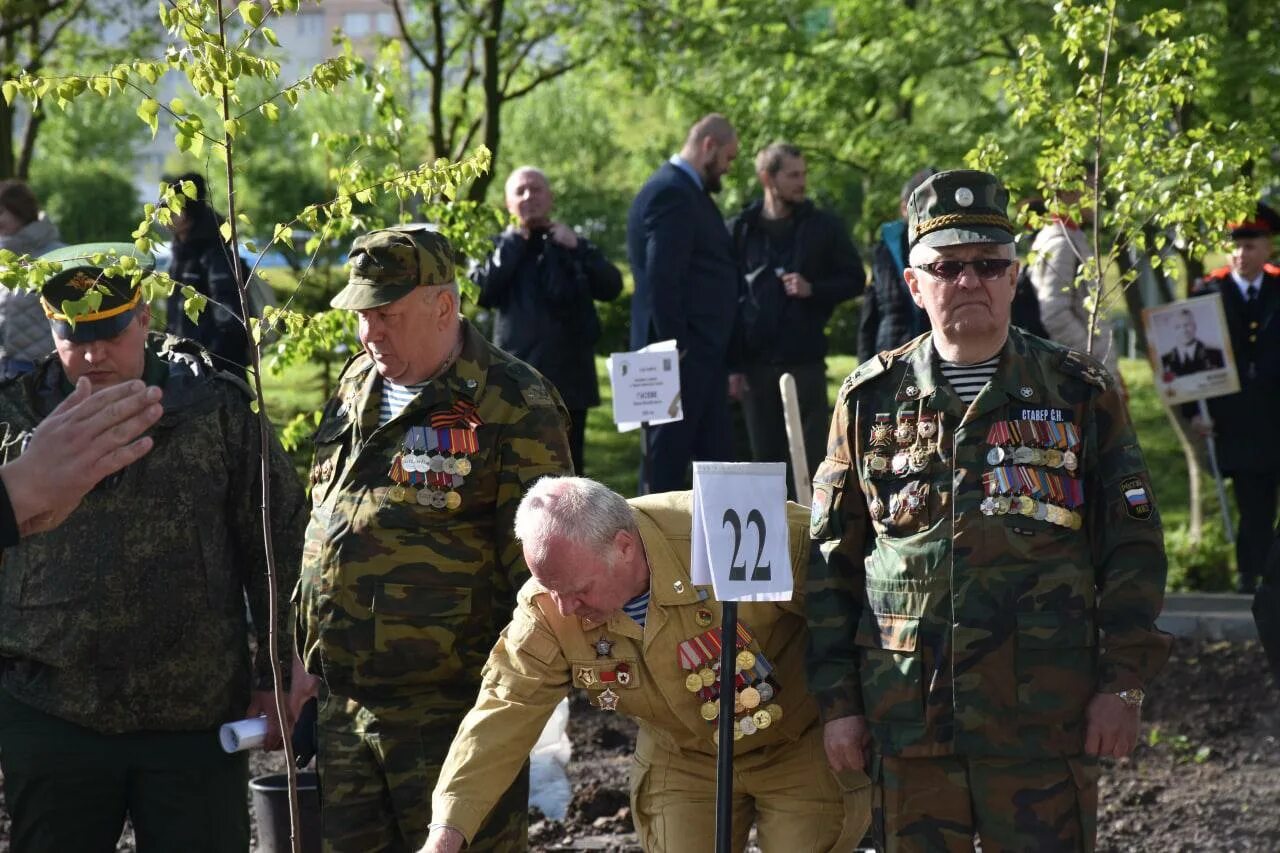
[606,339,683,432]
[690,462,792,602]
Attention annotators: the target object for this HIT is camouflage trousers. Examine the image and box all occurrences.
[317,696,528,853]
[630,724,871,852]
[872,753,1100,853]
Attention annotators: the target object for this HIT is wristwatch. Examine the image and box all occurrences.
[1113,688,1145,708]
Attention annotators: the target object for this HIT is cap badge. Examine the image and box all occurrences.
[955,187,975,207]
[68,271,98,291]
[353,253,379,275]
[1020,386,1033,398]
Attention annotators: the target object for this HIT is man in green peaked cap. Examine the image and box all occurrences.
[806,170,1169,851]
[291,224,573,852]
[0,242,308,850]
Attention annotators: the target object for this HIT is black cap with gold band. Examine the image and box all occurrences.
[38,243,153,343]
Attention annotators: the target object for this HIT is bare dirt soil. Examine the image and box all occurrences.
[0,637,1274,851]
[531,637,1280,852]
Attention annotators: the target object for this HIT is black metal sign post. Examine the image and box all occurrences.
[714,599,738,852]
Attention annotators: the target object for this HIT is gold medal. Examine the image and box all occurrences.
[684,673,702,692]
[735,650,756,671]
[734,695,746,715]
[766,703,783,722]
[752,709,772,730]
[402,486,418,503]
[700,701,718,721]
[1018,496,1036,516]
[455,458,472,476]
[388,485,405,502]
[739,686,761,709]
[1045,449,1063,468]
[695,608,714,627]
[699,667,716,688]
[733,726,744,741]
[1068,511,1083,530]
[444,491,462,510]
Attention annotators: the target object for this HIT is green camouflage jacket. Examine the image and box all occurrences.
[0,334,306,733]
[807,328,1171,758]
[295,320,573,723]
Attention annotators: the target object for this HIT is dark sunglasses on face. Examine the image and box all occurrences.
[914,258,1015,282]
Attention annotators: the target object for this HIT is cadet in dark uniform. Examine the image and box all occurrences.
[1190,204,1280,592]
[0,243,307,851]
[807,172,1170,852]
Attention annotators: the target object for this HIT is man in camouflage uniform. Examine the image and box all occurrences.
[291,225,573,852]
[806,171,1171,852]
[422,476,871,853]
[0,243,306,851]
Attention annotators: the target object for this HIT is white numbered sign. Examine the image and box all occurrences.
[690,462,792,602]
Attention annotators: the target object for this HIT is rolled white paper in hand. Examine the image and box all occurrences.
[219,716,269,753]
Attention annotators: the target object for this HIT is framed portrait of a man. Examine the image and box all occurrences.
[1143,294,1240,405]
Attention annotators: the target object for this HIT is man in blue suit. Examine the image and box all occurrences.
[626,114,741,493]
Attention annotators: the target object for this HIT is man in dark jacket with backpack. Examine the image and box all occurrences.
[163,172,251,377]
[730,143,864,494]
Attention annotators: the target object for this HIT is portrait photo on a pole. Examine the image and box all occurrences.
[1142,294,1240,405]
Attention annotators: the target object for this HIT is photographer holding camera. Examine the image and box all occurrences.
[474,167,622,475]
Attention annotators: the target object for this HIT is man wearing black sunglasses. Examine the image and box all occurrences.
[807,170,1169,852]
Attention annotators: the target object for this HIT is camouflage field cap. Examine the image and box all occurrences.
[907,169,1015,249]
[40,242,153,343]
[331,225,456,310]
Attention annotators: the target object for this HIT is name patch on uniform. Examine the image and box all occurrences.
[1018,408,1072,422]
[1120,475,1153,520]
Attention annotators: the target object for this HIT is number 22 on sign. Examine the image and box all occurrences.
[691,462,793,602]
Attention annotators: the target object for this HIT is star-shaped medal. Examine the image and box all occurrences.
[594,637,614,657]
[597,688,619,712]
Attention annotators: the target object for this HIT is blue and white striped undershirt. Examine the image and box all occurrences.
[379,379,431,426]
[622,589,651,627]
[939,354,1000,405]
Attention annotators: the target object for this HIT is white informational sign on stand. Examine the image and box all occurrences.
[606,340,682,432]
[690,462,792,602]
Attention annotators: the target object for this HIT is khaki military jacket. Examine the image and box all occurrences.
[807,328,1170,759]
[0,335,306,733]
[295,320,572,721]
[433,493,822,843]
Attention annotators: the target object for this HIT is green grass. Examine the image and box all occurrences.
[259,351,1228,586]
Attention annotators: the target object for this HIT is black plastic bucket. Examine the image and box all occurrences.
[249,771,322,853]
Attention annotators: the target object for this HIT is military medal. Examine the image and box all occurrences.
[866,453,889,476]
[685,673,703,692]
[1063,450,1078,472]
[894,413,916,445]
[986,447,1006,465]
[577,666,596,687]
[891,452,910,476]
[917,414,938,440]
[869,414,893,447]
[739,686,761,709]
[868,497,885,520]
[907,446,930,474]
[455,458,472,476]
[595,637,614,657]
[597,688,619,712]
[443,457,458,474]
[756,682,775,703]
[695,608,714,628]
[980,496,998,515]
[700,701,718,721]
[699,667,716,687]
[615,664,632,686]
[752,709,772,730]
[735,650,756,671]
[445,491,462,510]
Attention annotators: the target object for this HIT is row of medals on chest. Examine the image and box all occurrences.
[865,411,1084,527]
[387,425,476,509]
[980,419,1085,529]
[678,615,783,742]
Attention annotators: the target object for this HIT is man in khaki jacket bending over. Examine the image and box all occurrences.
[420,476,870,853]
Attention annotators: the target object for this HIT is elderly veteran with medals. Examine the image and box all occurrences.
[289,225,573,852]
[421,476,871,853]
[806,170,1171,852]
[0,243,307,851]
